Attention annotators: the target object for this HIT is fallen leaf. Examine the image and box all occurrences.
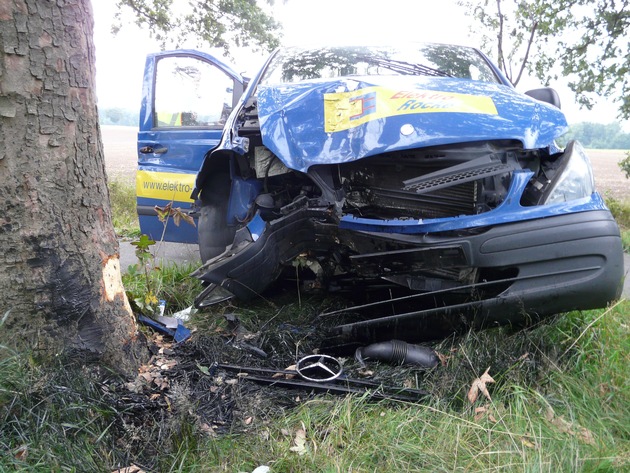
[111,465,147,473]
[273,365,297,379]
[545,406,555,422]
[467,367,495,404]
[545,406,596,445]
[200,423,217,438]
[14,445,27,461]
[474,406,487,421]
[160,360,177,370]
[437,352,450,366]
[473,404,498,423]
[289,428,307,455]
[578,427,596,445]
[516,352,530,362]
[521,437,537,449]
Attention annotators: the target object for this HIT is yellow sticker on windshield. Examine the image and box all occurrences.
[136,170,195,203]
[324,86,498,133]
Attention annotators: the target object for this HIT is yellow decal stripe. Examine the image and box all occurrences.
[324,86,498,133]
[136,170,195,203]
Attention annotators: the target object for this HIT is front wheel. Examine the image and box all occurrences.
[198,174,235,263]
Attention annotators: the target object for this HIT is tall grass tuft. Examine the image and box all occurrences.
[108,179,140,238]
[605,196,630,251]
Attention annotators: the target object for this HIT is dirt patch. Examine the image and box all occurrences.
[586,149,629,201]
[102,125,138,184]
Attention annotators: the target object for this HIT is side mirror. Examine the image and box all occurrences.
[524,87,561,109]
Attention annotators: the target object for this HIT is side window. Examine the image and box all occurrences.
[154,56,234,128]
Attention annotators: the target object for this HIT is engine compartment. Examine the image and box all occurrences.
[230,97,552,224]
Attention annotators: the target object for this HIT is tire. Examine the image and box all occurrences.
[198,174,236,263]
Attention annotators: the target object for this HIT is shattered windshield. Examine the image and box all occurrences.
[259,44,500,85]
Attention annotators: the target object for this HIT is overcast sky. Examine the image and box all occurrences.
[92,0,621,126]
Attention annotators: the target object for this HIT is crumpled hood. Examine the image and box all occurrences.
[257,76,568,172]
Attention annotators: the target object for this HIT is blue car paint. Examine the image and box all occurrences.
[137,50,244,243]
[143,47,576,243]
[237,61,572,237]
[246,213,266,242]
[255,77,568,173]
[228,177,263,224]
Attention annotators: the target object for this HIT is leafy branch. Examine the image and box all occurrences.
[113,0,282,55]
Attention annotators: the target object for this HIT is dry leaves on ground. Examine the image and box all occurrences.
[474,405,497,423]
[545,407,596,445]
[467,367,495,404]
[112,465,147,473]
[289,423,309,456]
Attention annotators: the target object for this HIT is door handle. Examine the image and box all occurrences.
[139,145,168,154]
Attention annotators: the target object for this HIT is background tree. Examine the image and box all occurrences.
[0,0,145,375]
[113,0,283,55]
[460,0,630,119]
[459,0,538,86]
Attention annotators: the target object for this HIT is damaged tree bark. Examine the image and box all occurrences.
[0,0,145,375]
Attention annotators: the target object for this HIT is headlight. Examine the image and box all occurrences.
[543,141,595,204]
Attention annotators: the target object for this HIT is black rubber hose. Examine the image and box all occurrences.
[355,340,439,368]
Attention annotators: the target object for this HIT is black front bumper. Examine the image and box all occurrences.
[193,208,623,345]
[323,209,623,350]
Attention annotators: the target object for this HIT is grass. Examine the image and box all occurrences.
[2,182,627,472]
[122,261,203,315]
[606,196,630,251]
[1,299,628,472]
[109,178,140,238]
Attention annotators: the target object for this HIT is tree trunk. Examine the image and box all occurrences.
[0,0,146,375]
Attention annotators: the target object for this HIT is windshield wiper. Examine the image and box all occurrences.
[360,55,454,78]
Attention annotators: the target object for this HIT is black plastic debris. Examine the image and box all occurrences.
[355,340,439,368]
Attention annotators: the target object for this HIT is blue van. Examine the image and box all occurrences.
[137,44,623,348]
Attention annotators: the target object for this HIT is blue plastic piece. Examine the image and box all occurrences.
[138,314,192,343]
[246,213,266,242]
[227,177,263,224]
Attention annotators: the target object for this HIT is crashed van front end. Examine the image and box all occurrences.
[191,45,623,348]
